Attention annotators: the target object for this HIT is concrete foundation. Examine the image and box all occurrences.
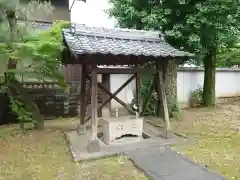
[65,120,187,162]
[87,139,100,153]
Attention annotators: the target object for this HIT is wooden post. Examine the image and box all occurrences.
[80,64,87,125]
[83,83,91,123]
[155,62,174,139]
[135,66,140,117]
[87,64,100,153]
[91,65,98,140]
[154,74,161,117]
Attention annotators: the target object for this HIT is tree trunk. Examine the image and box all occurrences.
[202,50,216,106]
[9,80,44,130]
[163,60,178,117]
[15,81,44,129]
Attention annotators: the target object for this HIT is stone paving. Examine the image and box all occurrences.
[66,130,185,161]
[126,146,226,180]
[66,121,226,180]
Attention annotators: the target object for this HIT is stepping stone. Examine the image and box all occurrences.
[126,146,226,180]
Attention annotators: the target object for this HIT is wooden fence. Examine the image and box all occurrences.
[0,82,80,125]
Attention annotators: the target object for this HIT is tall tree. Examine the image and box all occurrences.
[0,0,68,129]
[108,0,240,107]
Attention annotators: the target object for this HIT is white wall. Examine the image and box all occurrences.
[177,68,240,103]
[177,68,204,103]
[110,74,135,108]
[109,68,240,108]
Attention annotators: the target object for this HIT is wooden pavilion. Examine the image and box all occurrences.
[62,24,192,152]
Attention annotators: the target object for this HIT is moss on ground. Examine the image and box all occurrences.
[172,103,240,180]
[0,120,148,180]
[1,102,240,180]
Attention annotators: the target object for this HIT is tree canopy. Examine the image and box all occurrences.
[108,0,240,106]
[109,0,240,63]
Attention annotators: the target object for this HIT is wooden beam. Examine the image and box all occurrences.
[84,116,91,123]
[153,71,162,117]
[93,67,156,74]
[135,66,140,117]
[140,74,156,116]
[91,64,98,140]
[98,75,136,114]
[106,74,112,115]
[79,64,87,125]
[98,82,135,114]
[155,62,173,138]
[77,54,156,65]
[83,83,91,123]
[86,74,135,114]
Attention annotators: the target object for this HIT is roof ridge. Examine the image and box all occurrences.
[70,23,165,42]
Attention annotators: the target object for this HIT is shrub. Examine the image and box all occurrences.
[189,85,203,107]
[170,101,180,119]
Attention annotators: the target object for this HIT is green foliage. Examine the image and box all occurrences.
[189,85,203,108]
[217,43,240,67]
[140,74,180,118]
[108,0,240,62]
[108,0,240,107]
[14,21,69,87]
[10,98,33,122]
[140,75,157,116]
[0,0,69,126]
[12,21,69,124]
[171,101,180,119]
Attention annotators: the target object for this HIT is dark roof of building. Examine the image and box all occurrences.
[28,21,52,30]
[62,24,193,58]
[31,21,52,30]
[18,20,52,30]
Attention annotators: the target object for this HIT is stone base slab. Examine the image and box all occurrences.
[87,139,100,153]
[101,116,143,145]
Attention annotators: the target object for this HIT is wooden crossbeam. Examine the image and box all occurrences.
[94,67,156,74]
[99,75,136,114]
[98,83,135,114]
[86,74,136,114]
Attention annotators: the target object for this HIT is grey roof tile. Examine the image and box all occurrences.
[32,22,52,30]
[62,24,193,58]
[18,20,52,31]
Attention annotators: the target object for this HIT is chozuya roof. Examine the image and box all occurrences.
[62,24,193,58]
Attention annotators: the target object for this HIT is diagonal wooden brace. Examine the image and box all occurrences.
[87,74,136,114]
[140,74,156,116]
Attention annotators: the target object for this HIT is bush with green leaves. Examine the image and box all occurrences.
[189,85,203,107]
[0,0,69,128]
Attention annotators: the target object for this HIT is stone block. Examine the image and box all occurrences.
[164,129,174,139]
[102,116,143,145]
[87,139,100,153]
[76,124,87,135]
